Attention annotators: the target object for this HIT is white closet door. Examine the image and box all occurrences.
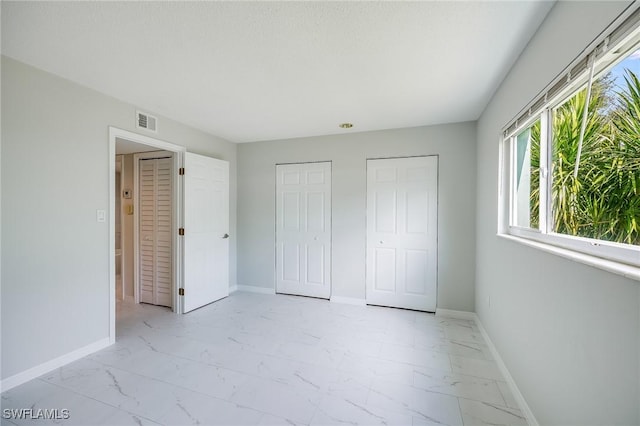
[276,162,331,299]
[139,158,172,307]
[366,156,438,312]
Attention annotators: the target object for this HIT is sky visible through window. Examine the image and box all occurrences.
[608,48,640,91]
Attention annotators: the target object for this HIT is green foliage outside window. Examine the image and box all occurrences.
[529,70,640,245]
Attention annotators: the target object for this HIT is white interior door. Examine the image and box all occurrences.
[183,153,229,313]
[366,156,438,312]
[139,157,173,307]
[276,162,331,299]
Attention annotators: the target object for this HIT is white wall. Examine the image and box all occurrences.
[237,123,476,311]
[476,2,639,424]
[1,56,238,381]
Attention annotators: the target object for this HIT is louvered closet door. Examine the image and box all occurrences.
[139,158,173,307]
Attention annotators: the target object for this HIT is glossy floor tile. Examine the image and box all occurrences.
[1,292,525,425]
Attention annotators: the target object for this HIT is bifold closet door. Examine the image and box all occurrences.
[276,162,331,299]
[139,157,172,307]
[366,156,438,312]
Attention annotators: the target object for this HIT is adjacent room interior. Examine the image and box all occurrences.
[1,1,639,425]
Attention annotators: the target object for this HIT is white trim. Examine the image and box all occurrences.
[435,308,476,320]
[236,285,276,295]
[108,135,116,344]
[498,234,640,282]
[508,222,640,267]
[433,308,539,425]
[229,285,239,293]
[330,296,366,306]
[0,338,110,393]
[474,315,539,426]
[539,111,550,235]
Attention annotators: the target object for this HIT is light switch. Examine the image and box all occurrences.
[96,209,106,223]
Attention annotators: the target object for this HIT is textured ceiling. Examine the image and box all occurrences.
[2,1,554,143]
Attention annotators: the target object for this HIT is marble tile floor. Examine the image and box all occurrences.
[1,292,526,426]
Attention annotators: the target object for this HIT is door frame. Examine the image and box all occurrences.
[133,151,175,306]
[109,127,185,344]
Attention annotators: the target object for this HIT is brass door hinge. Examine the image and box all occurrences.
[179,288,185,296]
[179,228,185,236]
[179,167,185,175]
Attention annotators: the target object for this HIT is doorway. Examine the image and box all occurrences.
[109,128,184,343]
[275,162,332,299]
[109,127,232,343]
[365,156,438,312]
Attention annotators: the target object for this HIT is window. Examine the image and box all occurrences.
[511,120,540,230]
[501,7,640,268]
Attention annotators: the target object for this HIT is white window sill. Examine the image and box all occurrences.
[496,233,640,282]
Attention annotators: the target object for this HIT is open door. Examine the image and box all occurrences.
[182,153,230,313]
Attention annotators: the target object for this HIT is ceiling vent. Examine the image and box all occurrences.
[136,111,157,132]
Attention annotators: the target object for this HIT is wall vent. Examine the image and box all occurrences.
[136,111,158,132]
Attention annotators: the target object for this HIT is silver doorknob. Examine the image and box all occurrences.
[222,233,230,239]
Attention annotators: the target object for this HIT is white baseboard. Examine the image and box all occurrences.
[0,337,111,393]
[229,285,238,293]
[434,308,538,425]
[473,315,539,426]
[330,296,366,306]
[435,308,476,320]
[235,285,276,295]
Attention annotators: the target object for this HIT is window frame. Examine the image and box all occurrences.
[500,52,640,270]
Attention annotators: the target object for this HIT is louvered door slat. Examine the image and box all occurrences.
[139,160,156,304]
[138,157,173,308]
[154,158,172,307]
